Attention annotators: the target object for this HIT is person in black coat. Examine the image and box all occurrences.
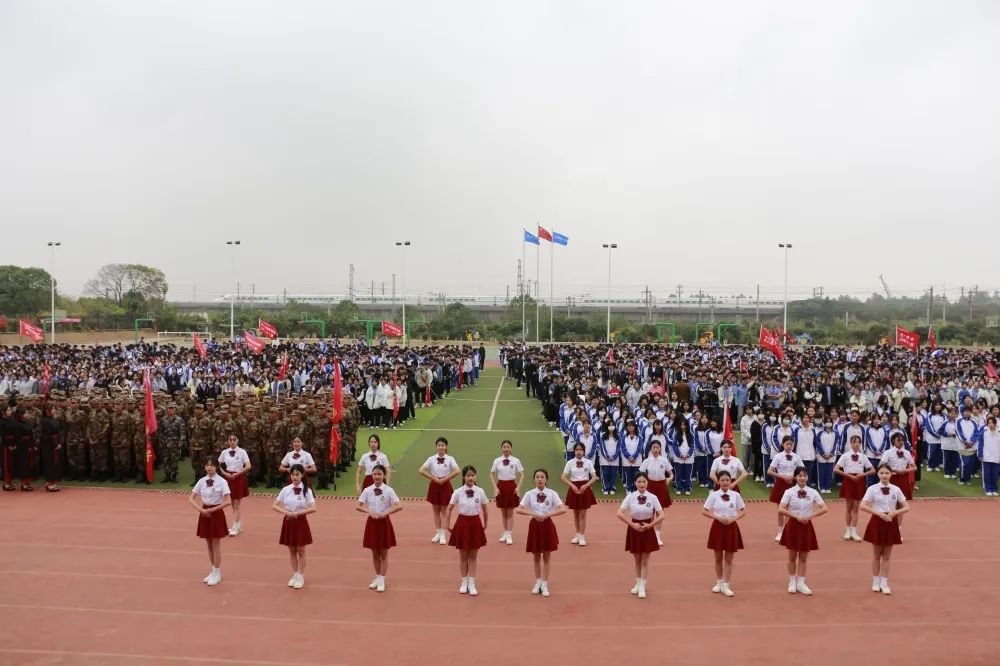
[14,408,36,491]
[40,403,63,492]
[1,407,16,492]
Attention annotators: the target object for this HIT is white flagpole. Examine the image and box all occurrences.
[521,233,526,340]
[549,240,554,343]
[535,240,540,343]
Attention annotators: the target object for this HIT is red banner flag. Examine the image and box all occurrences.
[722,401,733,442]
[758,325,784,361]
[143,369,157,483]
[19,319,44,343]
[329,359,343,465]
[895,325,919,351]
[928,325,937,350]
[278,353,289,380]
[258,318,278,339]
[456,359,464,390]
[986,362,998,380]
[607,347,615,364]
[0,315,7,329]
[243,331,266,354]
[381,321,403,337]
[192,332,207,359]
[391,376,400,420]
[537,226,553,242]
[42,362,51,396]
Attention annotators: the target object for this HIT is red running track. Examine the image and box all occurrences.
[0,489,997,665]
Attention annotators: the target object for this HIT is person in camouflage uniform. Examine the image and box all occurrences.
[240,404,263,487]
[189,402,213,483]
[128,399,148,483]
[341,394,361,469]
[212,406,232,463]
[310,403,332,489]
[158,403,186,483]
[87,397,112,481]
[110,399,133,482]
[65,397,89,480]
[266,408,288,488]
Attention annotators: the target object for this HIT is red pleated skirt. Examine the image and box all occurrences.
[891,472,913,500]
[839,476,867,500]
[279,515,313,547]
[362,475,375,490]
[426,479,454,506]
[227,473,249,500]
[495,479,520,509]
[707,520,744,552]
[196,506,229,539]
[625,519,660,553]
[780,519,819,551]
[525,517,559,554]
[363,516,397,550]
[448,514,487,550]
[769,477,792,504]
[863,516,902,546]
[647,479,672,509]
[565,480,596,510]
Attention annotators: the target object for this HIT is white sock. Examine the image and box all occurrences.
[879,576,887,586]
[462,576,468,583]
[797,576,805,584]
[469,577,475,584]
[717,578,724,585]
[789,575,796,585]
[873,576,880,586]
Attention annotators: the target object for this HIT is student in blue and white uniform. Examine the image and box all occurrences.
[705,417,725,459]
[940,407,960,479]
[669,417,695,495]
[560,443,598,546]
[597,421,621,495]
[620,421,645,493]
[694,414,712,488]
[955,406,981,486]
[761,413,778,487]
[573,419,598,461]
[864,414,889,487]
[559,396,576,455]
[923,402,946,472]
[979,416,1000,496]
[815,420,840,494]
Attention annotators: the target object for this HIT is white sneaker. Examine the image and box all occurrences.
[207,571,221,586]
[498,533,508,543]
[228,525,238,537]
[656,534,664,546]
[376,578,386,593]
[630,581,640,595]
[711,581,722,594]
[843,528,852,541]
[467,580,478,596]
[720,583,734,597]
[293,574,304,589]
[203,571,214,583]
[787,580,797,594]
[872,580,882,593]
[439,532,448,545]
[369,577,379,590]
[850,531,863,542]
[459,578,469,594]
[540,582,550,597]
[570,534,580,545]
[531,580,542,595]
[234,522,243,535]
[796,580,812,595]
[505,533,513,545]
[577,536,587,547]
[880,583,892,595]
[637,582,647,599]
[431,532,441,543]
[288,574,298,588]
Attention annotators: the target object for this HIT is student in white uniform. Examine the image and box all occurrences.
[767,436,804,541]
[490,439,524,544]
[701,471,746,597]
[778,467,827,595]
[638,440,673,545]
[271,464,317,589]
[879,433,917,508]
[515,469,568,597]
[834,435,875,541]
[709,440,748,492]
[280,436,317,477]
[446,465,489,596]
[860,464,910,595]
[980,415,1000,495]
[188,458,231,586]
[355,433,391,494]
[356,464,403,593]
[560,442,598,546]
[616,472,665,599]
[219,434,252,537]
[418,437,460,544]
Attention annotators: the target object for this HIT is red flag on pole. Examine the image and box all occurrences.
[19,319,44,343]
[143,369,157,483]
[192,332,207,359]
[258,319,278,339]
[328,358,343,465]
[895,325,919,351]
[278,353,289,380]
[391,376,400,420]
[928,325,937,350]
[607,347,615,364]
[758,325,784,361]
[537,226,553,242]
[722,401,733,442]
[42,362,51,396]
[986,362,998,380]
[910,410,920,474]
[381,321,403,337]
[243,331,266,354]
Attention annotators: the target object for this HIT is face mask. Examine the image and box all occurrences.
[769,416,776,423]
[782,419,791,426]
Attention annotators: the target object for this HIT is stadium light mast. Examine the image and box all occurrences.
[602,243,618,343]
[778,243,792,334]
[47,242,61,343]
[226,240,241,340]
[396,241,410,344]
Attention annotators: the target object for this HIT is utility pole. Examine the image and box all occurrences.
[756,284,760,322]
[970,285,977,320]
[371,280,374,303]
[927,286,933,326]
[696,289,707,321]
[381,281,385,296]
[392,274,396,301]
[676,284,683,308]
[349,264,355,300]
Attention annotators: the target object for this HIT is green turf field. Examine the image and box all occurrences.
[62,366,987,500]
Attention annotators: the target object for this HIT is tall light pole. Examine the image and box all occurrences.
[226,240,241,340]
[778,243,792,333]
[396,241,410,345]
[602,243,617,343]
[47,242,61,343]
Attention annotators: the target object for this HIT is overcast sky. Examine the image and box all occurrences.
[2,0,999,305]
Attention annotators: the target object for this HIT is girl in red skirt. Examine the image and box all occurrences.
[272,464,316,589]
[219,434,252,537]
[187,459,231,586]
[446,465,490,596]
[834,435,874,542]
[516,469,568,597]
[638,440,673,546]
[879,433,916,529]
[778,466,827,595]
[355,434,390,494]
[709,440,748,492]
[280,436,317,477]
[418,437,460,545]
[767,436,804,542]
[701,470,746,597]
[489,439,524,545]
[616,472,665,599]
[559,442,598,546]
[860,464,910,595]
[356,464,402,593]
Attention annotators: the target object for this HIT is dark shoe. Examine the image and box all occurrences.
[161,475,171,484]
[20,485,34,492]
[2,484,15,492]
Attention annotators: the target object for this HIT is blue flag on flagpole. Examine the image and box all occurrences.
[552,232,569,246]
[523,229,540,245]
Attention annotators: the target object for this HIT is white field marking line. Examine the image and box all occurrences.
[486,374,506,431]
[3,542,998,567]
[0,648,338,666]
[395,428,554,433]
[3,569,1000,598]
[1,603,996,632]
[448,398,532,402]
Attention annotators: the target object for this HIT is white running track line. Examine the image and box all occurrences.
[486,374,505,431]
[0,648,329,666]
